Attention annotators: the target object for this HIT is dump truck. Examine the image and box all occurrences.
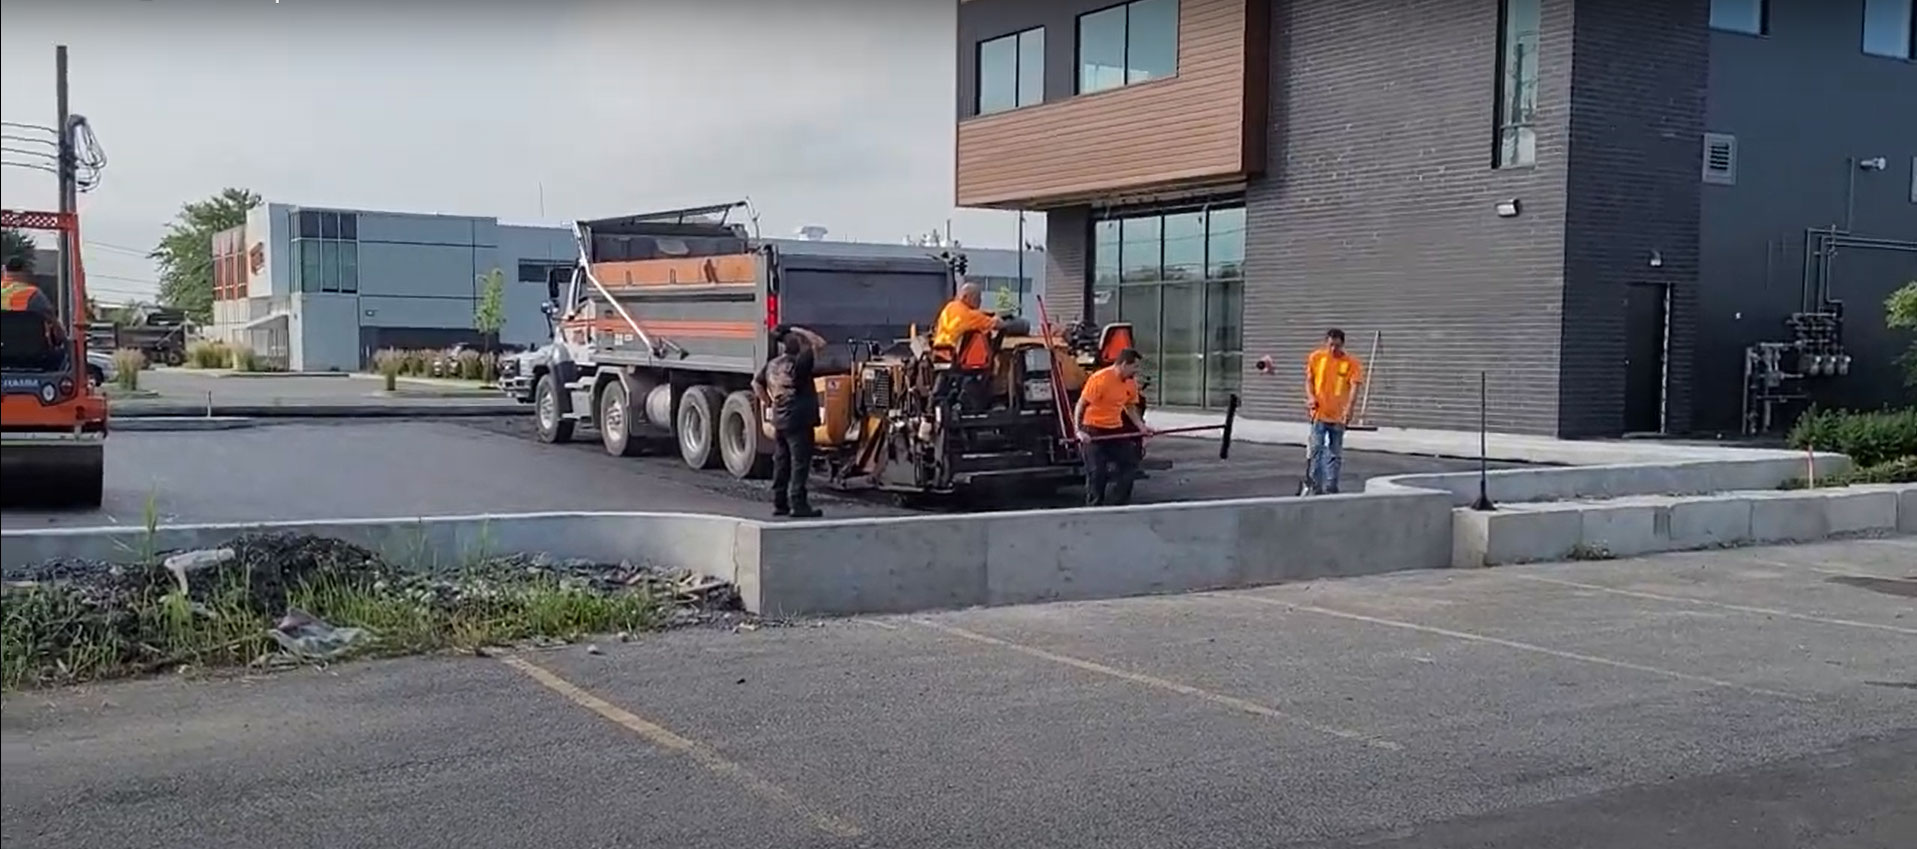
[519,200,1152,496]
[2,208,108,508]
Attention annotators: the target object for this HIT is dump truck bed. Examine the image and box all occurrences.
[576,231,954,375]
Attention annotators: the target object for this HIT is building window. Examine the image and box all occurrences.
[1862,0,1915,58]
[1709,0,1768,35]
[1088,201,1244,409]
[1494,0,1541,168]
[1076,0,1178,96]
[977,27,1045,115]
[291,209,359,294]
[517,261,572,284]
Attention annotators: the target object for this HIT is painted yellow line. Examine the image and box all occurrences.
[1228,595,1815,703]
[498,654,863,839]
[1508,573,1917,636]
[911,619,1403,751]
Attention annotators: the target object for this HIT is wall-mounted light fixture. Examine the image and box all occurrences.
[1495,199,1521,218]
[1649,250,1663,268]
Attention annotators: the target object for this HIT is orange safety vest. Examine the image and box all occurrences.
[1,276,54,314]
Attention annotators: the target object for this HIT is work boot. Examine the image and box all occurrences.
[788,503,822,519]
[773,499,791,517]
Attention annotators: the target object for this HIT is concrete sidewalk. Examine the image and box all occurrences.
[5,539,1911,849]
[1148,408,1800,465]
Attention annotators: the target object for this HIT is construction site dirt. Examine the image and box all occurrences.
[0,417,1524,529]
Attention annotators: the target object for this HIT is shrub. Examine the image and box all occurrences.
[1888,281,1916,386]
[110,349,146,391]
[186,339,231,369]
[372,348,405,391]
[1787,406,1917,468]
[456,348,483,381]
[230,344,262,372]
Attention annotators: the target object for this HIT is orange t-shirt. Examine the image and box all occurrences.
[932,299,995,348]
[1305,348,1364,424]
[1079,366,1139,430]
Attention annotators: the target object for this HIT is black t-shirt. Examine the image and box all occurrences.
[758,348,818,433]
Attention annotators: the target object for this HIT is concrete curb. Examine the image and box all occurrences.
[109,402,524,418]
[1147,409,1809,466]
[112,416,260,432]
[4,454,1894,618]
[1450,483,1917,567]
[1365,453,1851,507]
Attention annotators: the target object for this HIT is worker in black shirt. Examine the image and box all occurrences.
[752,325,827,518]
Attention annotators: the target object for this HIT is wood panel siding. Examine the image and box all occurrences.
[956,0,1259,209]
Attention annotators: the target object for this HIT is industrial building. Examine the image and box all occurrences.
[207,204,1042,372]
[956,0,1916,436]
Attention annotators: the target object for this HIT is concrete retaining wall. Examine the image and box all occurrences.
[749,492,1453,616]
[3,461,1901,617]
[0,493,1455,617]
[1452,483,1916,567]
[1369,454,1850,508]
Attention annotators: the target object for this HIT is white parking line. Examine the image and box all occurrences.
[1736,554,1917,582]
[911,618,1404,751]
[1226,595,1815,703]
[1505,573,1917,636]
[1857,538,1917,551]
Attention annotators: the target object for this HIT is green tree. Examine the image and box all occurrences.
[1888,281,1917,386]
[474,267,507,349]
[992,283,1018,315]
[2,227,37,273]
[150,188,261,323]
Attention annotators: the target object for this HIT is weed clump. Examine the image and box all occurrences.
[1,532,732,690]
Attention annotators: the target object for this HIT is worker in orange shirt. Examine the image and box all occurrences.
[1073,348,1152,506]
[931,281,1007,349]
[1303,328,1364,494]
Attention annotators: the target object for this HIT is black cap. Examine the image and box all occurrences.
[1115,348,1143,364]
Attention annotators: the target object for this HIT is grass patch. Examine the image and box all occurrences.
[0,532,705,691]
[185,339,231,369]
[1781,455,1917,490]
[110,348,146,391]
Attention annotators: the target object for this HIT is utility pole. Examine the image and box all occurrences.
[54,45,76,322]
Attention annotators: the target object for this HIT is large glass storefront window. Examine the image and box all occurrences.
[1089,203,1244,409]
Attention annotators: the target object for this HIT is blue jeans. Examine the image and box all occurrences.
[1308,421,1345,494]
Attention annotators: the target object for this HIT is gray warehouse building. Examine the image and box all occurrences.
[954,0,1915,436]
[208,203,1042,372]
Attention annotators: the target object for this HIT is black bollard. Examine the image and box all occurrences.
[1470,370,1496,512]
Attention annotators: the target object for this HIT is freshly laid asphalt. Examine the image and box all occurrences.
[0,416,1515,529]
[4,539,1913,848]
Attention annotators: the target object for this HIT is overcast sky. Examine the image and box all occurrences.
[0,0,1033,303]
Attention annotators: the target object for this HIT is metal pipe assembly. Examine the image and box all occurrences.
[1082,393,1241,461]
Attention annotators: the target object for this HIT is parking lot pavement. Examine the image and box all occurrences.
[0,417,1514,529]
[4,539,1911,849]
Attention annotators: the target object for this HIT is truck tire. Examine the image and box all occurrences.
[676,385,725,470]
[534,373,574,444]
[598,378,645,457]
[719,390,772,479]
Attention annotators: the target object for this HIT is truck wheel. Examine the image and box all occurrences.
[534,373,574,444]
[676,385,725,470]
[719,390,771,479]
[598,378,644,457]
